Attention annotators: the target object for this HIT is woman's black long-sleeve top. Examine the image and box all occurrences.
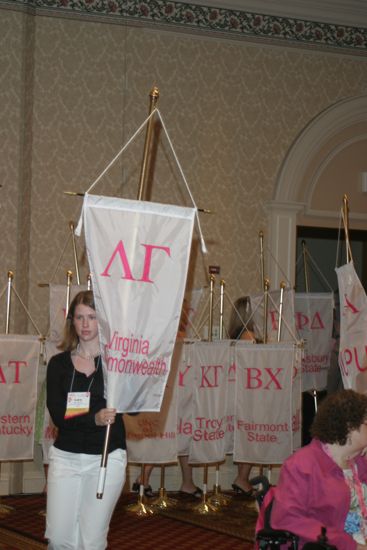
[46,351,125,454]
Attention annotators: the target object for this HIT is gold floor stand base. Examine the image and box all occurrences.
[150,489,177,510]
[0,504,14,516]
[191,494,219,515]
[208,485,232,507]
[125,497,156,517]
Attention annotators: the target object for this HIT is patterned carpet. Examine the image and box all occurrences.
[0,492,257,549]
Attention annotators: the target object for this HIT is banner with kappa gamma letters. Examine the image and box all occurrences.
[188,341,230,464]
[234,343,301,464]
[0,335,40,460]
[82,194,195,412]
[295,293,334,392]
[336,262,367,392]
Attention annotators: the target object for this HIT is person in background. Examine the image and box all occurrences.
[228,296,257,496]
[46,290,127,550]
[267,390,367,550]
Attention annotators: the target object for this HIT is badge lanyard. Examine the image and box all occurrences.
[64,356,100,420]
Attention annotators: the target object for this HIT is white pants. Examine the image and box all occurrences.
[46,446,126,550]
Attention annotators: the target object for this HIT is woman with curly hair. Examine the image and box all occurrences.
[267,390,367,550]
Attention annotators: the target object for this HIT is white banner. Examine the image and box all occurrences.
[234,343,300,464]
[177,341,196,455]
[49,284,87,343]
[83,194,195,412]
[188,341,230,464]
[0,335,40,460]
[250,289,296,342]
[295,293,334,391]
[336,262,367,392]
[124,344,180,463]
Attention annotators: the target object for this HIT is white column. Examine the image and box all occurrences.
[265,201,305,290]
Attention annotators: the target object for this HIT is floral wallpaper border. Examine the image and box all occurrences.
[2,0,367,53]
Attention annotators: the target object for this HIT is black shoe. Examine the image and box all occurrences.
[131,481,154,497]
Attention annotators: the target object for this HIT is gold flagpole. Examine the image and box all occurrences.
[69,222,80,285]
[342,194,352,263]
[208,275,215,342]
[101,88,160,513]
[219,279,225,339]
[277,281,286,342]
[1,272,15,515]
[259,230,265,290]
[302,240,310,293]
[263,278,270,344]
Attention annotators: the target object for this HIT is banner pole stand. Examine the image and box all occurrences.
[208,463,231,507]
[150,465,177,509]
[0,272,15,515]
[192,465,218,515]
[125,464,155,517]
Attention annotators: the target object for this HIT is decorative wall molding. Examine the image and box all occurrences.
[1,0,367,54]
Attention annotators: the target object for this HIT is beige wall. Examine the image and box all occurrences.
[1,7,367,333]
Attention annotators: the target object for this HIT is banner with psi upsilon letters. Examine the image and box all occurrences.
[234,343,302,464]
[0,335,40,460]
[124,343,180,463]
[82,194,195,412]
[336,262,367,392]
[188,341,230,464]
[295,292,334,392]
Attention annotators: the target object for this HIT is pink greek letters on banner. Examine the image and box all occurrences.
[188,341,230,464]
[295,293,334,392]
[0,335,40,460]
[82,194,195,412]
[234,343,301,464]
[336,262,367,392]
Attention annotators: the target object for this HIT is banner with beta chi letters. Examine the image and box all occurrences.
[295,293,334,392]
[0,335,40,460]
[188,341,230,464]
[234,343,301,464]
[124,343,181,463]
[82,194,195,412]
[336,262,367,392]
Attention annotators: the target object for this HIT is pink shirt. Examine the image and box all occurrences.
[267,439,367,549]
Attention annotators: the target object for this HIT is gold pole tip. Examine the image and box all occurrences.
[259,230,264,237]
[280,281,286,289]
[150,86,159,98]
[220,279,225,285]
[69,221,75,230]
[264,278,270,290]
[67,270,73,277]
[7,271,14,279]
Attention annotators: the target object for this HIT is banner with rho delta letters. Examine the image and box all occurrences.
[188,341,230,464]
[82,194,195,412]
[0,335,40,460]
[336,262,367,392]
[234,343,301,464]
[49,284,87,343]
[295,293,334,392]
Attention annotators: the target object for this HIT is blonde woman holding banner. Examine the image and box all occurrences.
[45,290,127,550]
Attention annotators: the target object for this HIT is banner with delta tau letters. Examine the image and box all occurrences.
[0,335,40,460]
[295,293,334,392]
[188,341,230,464]
[336,262,367,392]
[82,194,195,412]
[234,343,301,464]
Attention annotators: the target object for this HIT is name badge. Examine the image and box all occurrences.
[64,392,90,419]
